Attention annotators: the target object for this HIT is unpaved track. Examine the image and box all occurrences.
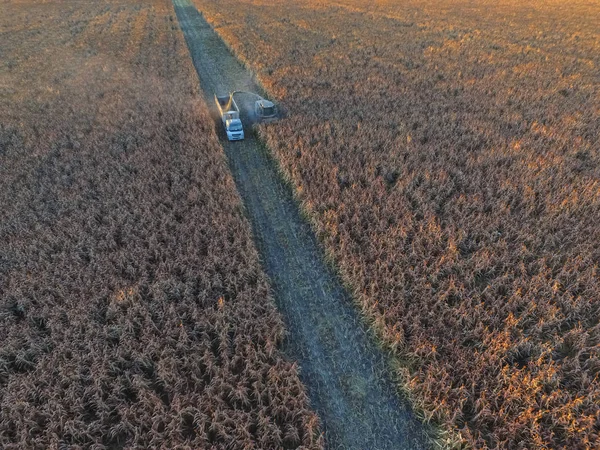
[173,1,429,448]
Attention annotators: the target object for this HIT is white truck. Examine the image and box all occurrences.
[215,94,244,141]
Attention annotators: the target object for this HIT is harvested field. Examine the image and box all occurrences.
[0,1,321,448]
[192,0,600,447]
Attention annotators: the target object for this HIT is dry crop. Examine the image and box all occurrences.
[0,0,322,448]
[193,0,600,447]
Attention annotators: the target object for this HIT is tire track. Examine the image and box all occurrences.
[172,0,430,448]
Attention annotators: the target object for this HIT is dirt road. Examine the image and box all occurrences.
[173,0,429,448]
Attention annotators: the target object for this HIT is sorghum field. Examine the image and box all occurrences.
[193,0,600,447]
[0,0,321,448]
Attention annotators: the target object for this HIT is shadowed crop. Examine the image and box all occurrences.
[0,0,322,448]
[192,0,600,447]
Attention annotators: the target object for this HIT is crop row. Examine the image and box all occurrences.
[0,1,322,448]
[193,0,600,447]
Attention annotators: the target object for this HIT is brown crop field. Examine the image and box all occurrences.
[192,0,600,448]
[0,0,322,448]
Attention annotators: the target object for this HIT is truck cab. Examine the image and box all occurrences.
[225,118,244,141]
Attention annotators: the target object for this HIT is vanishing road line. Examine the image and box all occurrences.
[173,0,430,448]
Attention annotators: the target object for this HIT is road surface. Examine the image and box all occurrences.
[172,0,430,448]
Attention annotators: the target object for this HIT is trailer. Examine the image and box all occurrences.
[215,94,244,141]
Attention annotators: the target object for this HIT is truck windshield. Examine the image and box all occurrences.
[229,124,243,132]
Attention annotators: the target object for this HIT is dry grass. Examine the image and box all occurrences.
[192,0,600,447]
[0,0,322,448]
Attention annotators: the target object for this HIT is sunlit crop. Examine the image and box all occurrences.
[193,0,600,447]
